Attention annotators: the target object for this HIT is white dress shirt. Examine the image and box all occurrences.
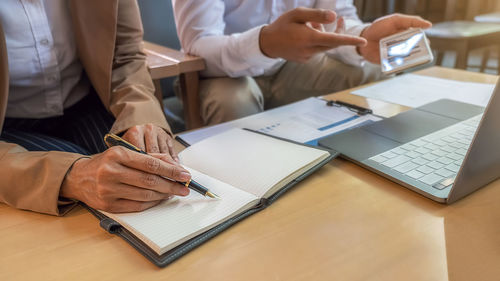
[1,0,89,118]
[172,0,367,78]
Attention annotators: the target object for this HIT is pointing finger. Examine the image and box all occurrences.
[312,32,367,48]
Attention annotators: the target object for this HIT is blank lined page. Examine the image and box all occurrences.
[102,168,259,255]
[179,129,329,198]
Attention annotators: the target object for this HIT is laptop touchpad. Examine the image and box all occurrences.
[363,109,458,143]
[319,128,402,160]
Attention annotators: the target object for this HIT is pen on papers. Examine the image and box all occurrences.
[325,99,373,115]
[103,133,220,199]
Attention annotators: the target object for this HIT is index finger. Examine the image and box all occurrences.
[312,32,367,48]
[118,150,191,182]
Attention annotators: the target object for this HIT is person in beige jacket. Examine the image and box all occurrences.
[0,0,190,216]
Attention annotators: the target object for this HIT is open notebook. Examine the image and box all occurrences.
[87,129,336,267]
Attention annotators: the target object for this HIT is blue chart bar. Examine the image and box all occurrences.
[317,116,359,131]
[306,120,376,146]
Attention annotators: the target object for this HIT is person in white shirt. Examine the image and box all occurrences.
[172,0,431,125]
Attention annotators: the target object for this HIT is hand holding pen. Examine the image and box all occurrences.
[60,142,193,213]
[104,133,219,199]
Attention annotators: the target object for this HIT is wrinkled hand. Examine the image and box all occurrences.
[122,123,179,162]
[259,7,367,63]
[359,13,432,64]
[60,146,191,213]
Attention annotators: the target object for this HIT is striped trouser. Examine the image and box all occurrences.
[0,92,115,155]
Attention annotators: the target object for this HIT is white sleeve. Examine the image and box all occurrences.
[172,0,281,78]
[317,0,369,66]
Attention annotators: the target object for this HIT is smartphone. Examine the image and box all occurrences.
[379,28,434,75]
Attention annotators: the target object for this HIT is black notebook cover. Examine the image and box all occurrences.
[86,133,338,268]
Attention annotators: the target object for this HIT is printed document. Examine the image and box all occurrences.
[352,74,496,108]
[177,97,381,146]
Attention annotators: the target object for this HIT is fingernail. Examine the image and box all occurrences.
[180,171,191,181]
[324,10,335,21]
[174,156,180,163]
[180,187,190,196]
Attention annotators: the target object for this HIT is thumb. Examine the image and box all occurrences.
[287,7,336,24]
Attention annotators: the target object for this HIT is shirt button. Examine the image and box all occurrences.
[40,39,49,45]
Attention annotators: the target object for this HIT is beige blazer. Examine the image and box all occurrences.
[0,0,170,215]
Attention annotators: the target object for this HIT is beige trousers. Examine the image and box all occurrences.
[199,54,385,125]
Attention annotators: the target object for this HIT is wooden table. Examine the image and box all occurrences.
[1,67,499,281]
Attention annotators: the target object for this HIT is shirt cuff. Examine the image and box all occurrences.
[236,25,283,75]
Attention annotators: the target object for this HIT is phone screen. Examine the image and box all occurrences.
[380,28,434,74]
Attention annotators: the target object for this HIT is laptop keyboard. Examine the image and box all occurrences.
[369,114,482,190]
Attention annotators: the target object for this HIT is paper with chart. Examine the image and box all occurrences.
[352,74,496,108]
[177,97,382,145]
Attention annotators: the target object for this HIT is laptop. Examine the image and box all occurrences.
[318,80,500,203]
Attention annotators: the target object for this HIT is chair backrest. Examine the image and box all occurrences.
[138,0,180,49]
[138,0,181,99]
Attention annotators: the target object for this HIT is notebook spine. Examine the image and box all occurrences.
[99,218,122,234]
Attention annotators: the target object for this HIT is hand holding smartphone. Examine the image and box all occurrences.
[379,28,434,75]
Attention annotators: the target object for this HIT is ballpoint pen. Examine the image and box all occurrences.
[325,99,373,115]
[104,133,220,199]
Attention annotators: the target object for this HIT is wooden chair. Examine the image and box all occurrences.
[143,41,205,129]
[474,8,500,73]
[422,0,500,72]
